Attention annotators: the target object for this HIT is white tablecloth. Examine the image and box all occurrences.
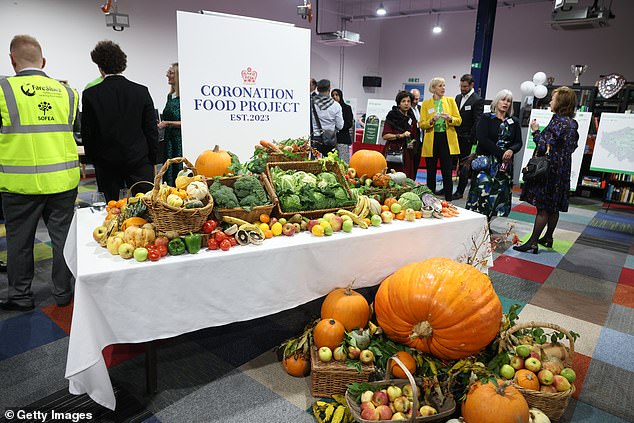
[63,207,491,410]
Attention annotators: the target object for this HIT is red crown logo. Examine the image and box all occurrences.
[241,67,257,85]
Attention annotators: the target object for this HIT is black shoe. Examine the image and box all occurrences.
[538,237,553,248]
[434,189,444,196]
[0,261,6,273]
[57,295,74,308]
[452,192,464,200]
[0,301,35,312]
[513,243,539,254]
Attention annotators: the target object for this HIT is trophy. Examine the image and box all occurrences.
[571,65,588,86]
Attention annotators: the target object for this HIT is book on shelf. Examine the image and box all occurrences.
[609,173,632,182]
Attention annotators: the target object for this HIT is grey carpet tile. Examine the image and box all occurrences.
[0,337,69,407]
[529,285,612,326]
[154,370,314,423]
[605,304,634,337]
[558,244,626,282]
[578,358,634,422]
[575,233,631,254]
[489,270,542,304]
[544,268,617,302]
[555,219,590,233]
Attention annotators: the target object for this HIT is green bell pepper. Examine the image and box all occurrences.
[184,232,202,254]
[167,237,186,255]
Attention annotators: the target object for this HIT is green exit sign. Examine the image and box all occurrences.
[408,78,420,83]
[471,62,481,69]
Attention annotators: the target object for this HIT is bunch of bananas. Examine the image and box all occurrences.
[311,394,354,423]
[351,194,371,219]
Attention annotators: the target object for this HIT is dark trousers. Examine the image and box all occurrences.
[1,188,77,306]
[94,157,154,202]
[455,135,473,195]
[425,132,454,201]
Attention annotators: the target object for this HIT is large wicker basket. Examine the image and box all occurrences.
[265,160,356,219]
[345,356,455,422]
[266,150,310,163]
[213,173,276,223]
[310,345,375,398]
[501,321,576,421]
[362,186,409,203]
[141,157,213,235]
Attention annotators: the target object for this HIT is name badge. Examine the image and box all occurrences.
[507,118,514,124]
[408,118,412,125]
[428,108,435,114]
[465,105,471,111]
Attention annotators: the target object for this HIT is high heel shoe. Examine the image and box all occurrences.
[513,243,539,254]
[538,237,553,248]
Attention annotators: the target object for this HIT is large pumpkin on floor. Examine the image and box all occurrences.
[321,284,370,331]
[313,318,345,350]
[349,150,387,178]
[282,355,310,377]
[374,257,502,360]
[195,145,233,178]
[461,380,529,423]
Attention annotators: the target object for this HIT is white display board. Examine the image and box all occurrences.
[591,113,634,175]
[177,11,310,162]
[362,99,395,145]
[519,109,591,190]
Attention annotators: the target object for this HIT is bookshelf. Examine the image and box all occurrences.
[604,173,634,205]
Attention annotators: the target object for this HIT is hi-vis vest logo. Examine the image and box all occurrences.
[21,83,36,96]
[37,101,54,121]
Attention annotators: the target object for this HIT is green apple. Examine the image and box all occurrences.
[133,247,148,262]
[342,220,353,233]
[118,243,135,259]
[278,218,287,225]
[500,364,515,380]
[560,368,576,384]
[371,214,382,227]
[390,202,402,214]
[341,215,352,222]
[323,226,333,236]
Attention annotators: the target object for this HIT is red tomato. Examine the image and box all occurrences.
[219,239,231,251]
[146,244,156,251]
[207,238,219,250]
[157,245,168,257]
[154,236,169,247]
[202,219,218,234]
[229,236,237,247]
[148,249,161,261]
[215,231,227,243]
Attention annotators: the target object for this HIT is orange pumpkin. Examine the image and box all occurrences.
[384,197,398,208]
[389,351,417,379]
[282,355,310,377]
[461,380,529,423]
[349,150,387,179]
[313,318,345,350]
[321,283,370,331]
[195,145,233,178]
[514,369,540,390]
[374,258,502,360]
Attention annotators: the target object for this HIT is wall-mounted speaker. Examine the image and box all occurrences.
[363,76,382,87]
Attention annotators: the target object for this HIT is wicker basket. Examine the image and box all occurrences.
[501,321,576,421]
[265,160,356,219]
[310,345,375,398]
[363,186,409,203]
[213,173,276,222]
[345,356,455,423]
[141,157,213,235]
[266,150,310,163]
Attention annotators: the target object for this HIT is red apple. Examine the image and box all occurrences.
[525,357,542,373]
[538,369,554,385]
[333,346,347,361]
[282,223,296,236]
[307,219,320,232]
[360,408,378,421]
[553,375,571,392]
[348,346,361,360]
[329,215,343,232]
[375,405,393,420]
[510,356,525,370]
[360,349,375,365]
[371,390,389,407]
[540,385,558,393]
[92,225,107,242]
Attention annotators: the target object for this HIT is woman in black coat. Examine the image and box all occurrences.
[331,89,354,163]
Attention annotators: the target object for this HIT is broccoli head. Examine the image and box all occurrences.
[234,175,269,206]
[209,178,239,208]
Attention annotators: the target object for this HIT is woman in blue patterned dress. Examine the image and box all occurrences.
[465,90,523,219]
[514,86,579,254]
[158,63,182,187]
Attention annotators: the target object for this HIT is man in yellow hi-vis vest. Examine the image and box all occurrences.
[0,35,79,312]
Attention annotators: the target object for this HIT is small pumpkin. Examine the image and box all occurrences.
[389,169,407,185]
[389,351,417,379]
[515,369,540,391]
[313,318,345,350]
[186,181,209,201]
[166,194,184,208]
[374,258,502,360]
[320,282,370,331]
[529,408,551,423]
[462,380,529,423]
[195,145,233,178]
[349,150,387,179]
[120,217,148,231]
[282,355,310,378]
[384,197,398,208]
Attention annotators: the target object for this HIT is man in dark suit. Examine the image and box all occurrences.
[453,74,484,199]
[81,40,158,202]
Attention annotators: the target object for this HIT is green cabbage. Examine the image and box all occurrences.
[398,191,423,211]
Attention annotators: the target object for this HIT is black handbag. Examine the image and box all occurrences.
[522,145,550,182]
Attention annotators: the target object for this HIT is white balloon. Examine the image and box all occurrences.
[534,84,548,99]
[520,80,535,96]
[533,71,547,86]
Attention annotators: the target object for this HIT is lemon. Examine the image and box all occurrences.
[319,220,331,229]
[312,224,325,237]
[259,223,270,232]
[271,222,283,236]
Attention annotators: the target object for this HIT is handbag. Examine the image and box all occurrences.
[522,145,550,182]
[471,155,491,172]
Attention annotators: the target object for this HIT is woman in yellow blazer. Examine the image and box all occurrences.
[419,77,462,200]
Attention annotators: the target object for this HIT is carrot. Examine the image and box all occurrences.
[260,139,281,152]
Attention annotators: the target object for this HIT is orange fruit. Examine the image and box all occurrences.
[415,211,422,219]
[363,218,372,226]
[395,211,406,220]
[381,205,389,212]
[115,199,126,208]
[107,200,117,208]
[259,213,271,224]
[389,351,417,379]
[264,229,273,239]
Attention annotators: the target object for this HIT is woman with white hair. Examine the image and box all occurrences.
[465,89,523,218]
[419,77,462,201]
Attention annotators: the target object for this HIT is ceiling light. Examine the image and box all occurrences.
[376,2,387,16]
[432,14,442,33]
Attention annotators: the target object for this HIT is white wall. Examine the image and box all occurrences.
[1,0,632,116]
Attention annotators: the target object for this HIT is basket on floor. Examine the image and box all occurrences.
[213,173,276,222]
[345,356,455,422]
[265,160,355,219]
[500,321,576,421]
[141,157,213,235]
[310,345,375,398]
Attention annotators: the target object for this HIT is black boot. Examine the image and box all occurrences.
[513,243,539,254]
[538,237,553,248]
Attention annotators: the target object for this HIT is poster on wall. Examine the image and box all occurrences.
[362,99,395,145]
[177,11,310,162]
[590,113,634,175]
[519,109,591,190]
